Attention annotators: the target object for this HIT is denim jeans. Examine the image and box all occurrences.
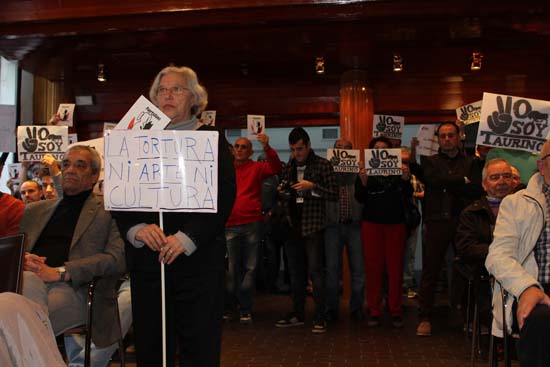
[65,279,133,367]
[285,228,326,320]
[225,221,262,313]
[324,222,365,314]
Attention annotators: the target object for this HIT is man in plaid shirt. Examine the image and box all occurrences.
[486,141,550,367]
[275,127,337,334]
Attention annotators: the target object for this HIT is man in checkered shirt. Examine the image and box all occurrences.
[486,140,550,367]
[275,127,337,334]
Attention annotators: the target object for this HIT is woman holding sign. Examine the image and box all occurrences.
[113,66,236,367]
[355,136,413,329]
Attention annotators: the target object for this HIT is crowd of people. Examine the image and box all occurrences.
[1,64,549,367]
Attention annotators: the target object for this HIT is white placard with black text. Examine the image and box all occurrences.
[373,114,405,139]
[364,148,402,176]
[17,125,69,161]
[115,95,171,130]
[476,93,550,153]
[327,149,360,173]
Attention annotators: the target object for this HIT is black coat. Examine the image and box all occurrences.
[455,197,495,265]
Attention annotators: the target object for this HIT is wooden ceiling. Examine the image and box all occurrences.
[0,0,548,133]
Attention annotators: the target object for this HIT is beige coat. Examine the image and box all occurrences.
[485,173,545,337]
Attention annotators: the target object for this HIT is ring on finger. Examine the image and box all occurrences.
[167,249,173,256]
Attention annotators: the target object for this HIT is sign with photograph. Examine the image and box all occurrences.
[8,163,22,188]
[456,100,482,125]
[200,110,216,126]
[54,103,76,126]
[327,148,360,173]
[104,130,219,213]
[115,95,171,130]
[415,125,439,156]
[17,125,69,161]
[247,115,265,138]
[364,148,402,176]
[476,93,550,153]
[373,114,405,139]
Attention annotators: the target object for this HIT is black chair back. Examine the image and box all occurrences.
[0,233,25,294]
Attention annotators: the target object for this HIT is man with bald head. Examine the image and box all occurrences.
[20,180,43,204]
[225,133,282,323]
[486,141,550,367]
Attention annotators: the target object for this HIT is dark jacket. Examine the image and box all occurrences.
[114,125,236,275]
[455,196,495,265]
[419,150,482,222]
[280,149,337,237]
[354,175,413,224]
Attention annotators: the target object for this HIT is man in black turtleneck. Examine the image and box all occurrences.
[20,145,125,349]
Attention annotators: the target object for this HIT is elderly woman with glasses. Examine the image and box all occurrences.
[113,66,236,367]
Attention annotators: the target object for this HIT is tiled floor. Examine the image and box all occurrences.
[114,292,499,367]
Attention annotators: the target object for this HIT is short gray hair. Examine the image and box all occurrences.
[482,158,511,181]
[149,66,208,116]
[66,145,102,175]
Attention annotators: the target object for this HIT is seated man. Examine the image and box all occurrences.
[486,142,550,367]
[20,179,43,204]
[20,145,125,351]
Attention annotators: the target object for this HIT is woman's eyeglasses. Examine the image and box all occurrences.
[157,86,189,96]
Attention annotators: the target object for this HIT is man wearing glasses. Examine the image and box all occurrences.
[486,142,550,367]
[224,133,282,323]
[416,121,483,336]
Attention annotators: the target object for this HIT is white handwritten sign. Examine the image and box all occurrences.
[104,130,219,213]
[200,110,216,126]
[115,95,171,130]
[364,148,402,176]
[373,114,405,139]
[456,100,482,125]
[327,149,360,173]
[476,93,550,153]
[247,115,265,137]
[416,125,439,156]
[17,125,69,161]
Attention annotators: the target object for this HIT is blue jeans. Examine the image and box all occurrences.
[225,221,262,313]
[324,222,365,314]
[65,279,133,367]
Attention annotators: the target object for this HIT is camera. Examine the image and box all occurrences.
[278,179,295,200]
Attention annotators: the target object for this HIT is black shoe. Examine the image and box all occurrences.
[275,313,305,328]
[312,319,327,334]
[239,312,253,324]
[350,309,365,321]
[367,316,381,327]
[392,316,404,328]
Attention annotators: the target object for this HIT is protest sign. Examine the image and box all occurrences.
[8,163,22,187]
[373,114,404,139]
[54,103,75,126]
[68,133,78,145]
[247,115,265,138]
[456,100,482,125]
[364,148,402,176]
[200,110,216,126]
[327,148,360,173]
[416,125,439,156]
[104,130,219,213]
[476,93,550,154]
[17,125,69,161]
[115,95,171,130]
